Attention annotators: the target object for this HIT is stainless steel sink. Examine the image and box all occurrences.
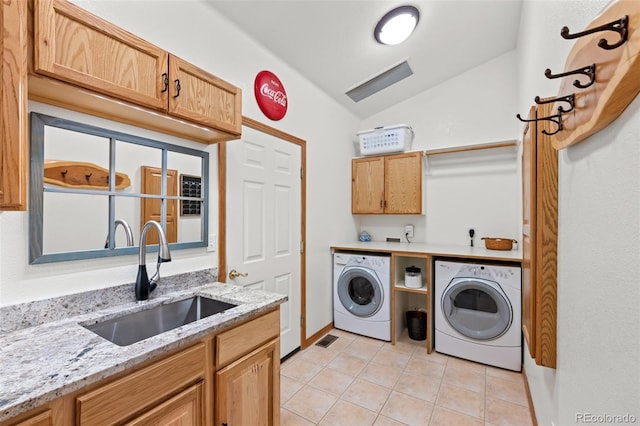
[83,296,237,346]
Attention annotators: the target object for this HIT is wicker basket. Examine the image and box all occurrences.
[481,237,517,250]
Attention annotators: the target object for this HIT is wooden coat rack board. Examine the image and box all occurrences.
[518,0,640,150]
[44,160,131,190]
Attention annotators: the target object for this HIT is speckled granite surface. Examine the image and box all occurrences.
[0,278,287,422]
[0,268,218,334]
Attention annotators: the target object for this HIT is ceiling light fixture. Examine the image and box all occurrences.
[374,5,420,45]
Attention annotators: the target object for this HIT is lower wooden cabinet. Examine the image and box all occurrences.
[76,343,206,426]
[1,308,281,426]
[216,339,280,426]
[9,410,52,426]
[124,382,204,426]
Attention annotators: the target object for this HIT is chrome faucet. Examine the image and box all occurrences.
[104,218,134,248]
[135,220,171,301]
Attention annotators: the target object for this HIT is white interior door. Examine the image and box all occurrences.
[226,125,302,358]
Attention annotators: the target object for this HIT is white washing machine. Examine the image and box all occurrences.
[333,252,391,341]
[435,260,522,371]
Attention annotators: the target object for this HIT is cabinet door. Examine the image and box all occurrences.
[352,156,385,213]
[0,0,28,210]
[34,0,169,110]
[168,55,242,136]
[124,382,204,426]
[216,340,279,426]
[385,152,422,214]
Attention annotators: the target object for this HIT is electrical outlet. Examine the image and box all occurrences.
[405,224,414,238]
[207,233,217,252]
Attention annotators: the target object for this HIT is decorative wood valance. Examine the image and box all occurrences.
[44,160,131,190]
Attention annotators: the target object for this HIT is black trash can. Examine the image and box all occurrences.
[406,310,427,341]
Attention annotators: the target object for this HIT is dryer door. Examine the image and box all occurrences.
[442,278,512,341]
[337,266,383,318]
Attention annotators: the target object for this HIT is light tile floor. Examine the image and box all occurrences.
[280,329,534,426]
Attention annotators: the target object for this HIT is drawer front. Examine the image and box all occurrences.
[10,410,52,426]
[76,343,205,426]
[216,309,279,367]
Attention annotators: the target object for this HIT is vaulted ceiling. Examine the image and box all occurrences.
[205,0,523,119]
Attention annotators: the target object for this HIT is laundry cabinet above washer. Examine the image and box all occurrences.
[351,151,423,214]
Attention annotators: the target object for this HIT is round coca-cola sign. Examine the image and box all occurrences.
[254,70,288,121]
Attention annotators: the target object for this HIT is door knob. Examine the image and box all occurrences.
[228,269,248,280]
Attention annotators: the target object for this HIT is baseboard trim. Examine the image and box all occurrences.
[522,365,539,426]
[302,322,334,349]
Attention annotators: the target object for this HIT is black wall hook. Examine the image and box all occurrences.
[561,15,628,50]
[535,93,575,113]
[545,64,596,89]
[516,109,564,136]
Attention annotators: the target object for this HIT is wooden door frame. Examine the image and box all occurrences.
[218,116,308,349]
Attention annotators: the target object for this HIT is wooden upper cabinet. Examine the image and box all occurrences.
[168,56,242,136]
[352,156,385,213]
[33,0,169,110]
[352,151,422,214]
[31,0,241,143]
[1,0,29,211]
[385,152,422,214]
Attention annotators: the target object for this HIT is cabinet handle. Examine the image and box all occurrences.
[161,73,169,93]
[380,200,383,208]
[384,200,387,208]
[174,79,181,98]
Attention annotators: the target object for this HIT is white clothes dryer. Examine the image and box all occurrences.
[333,252,391,341]
[434,260,522,371]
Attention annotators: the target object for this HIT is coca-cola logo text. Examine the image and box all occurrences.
[260,83,287,107]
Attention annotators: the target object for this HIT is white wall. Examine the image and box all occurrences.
[517,1,640,424]
[0,0,361,340]
[359,52,521,245]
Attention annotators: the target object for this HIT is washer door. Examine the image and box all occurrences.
[441,278,512,341]
[337,266,383,318]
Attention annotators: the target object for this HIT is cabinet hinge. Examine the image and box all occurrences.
[300,167,303,179]
[300,241,304,253]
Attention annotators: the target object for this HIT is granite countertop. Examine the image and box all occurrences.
[0,281,287,422]
[330,241,523,262]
